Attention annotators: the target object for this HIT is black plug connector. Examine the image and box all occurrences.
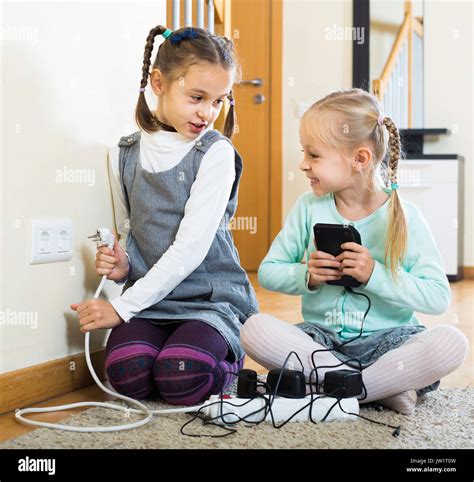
[237,369,258,398]
[324,369,363,398]
[267,369,306,398]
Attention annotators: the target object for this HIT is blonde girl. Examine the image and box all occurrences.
[241,88,468,415]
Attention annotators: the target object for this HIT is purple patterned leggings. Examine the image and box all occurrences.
[104,318,244,406]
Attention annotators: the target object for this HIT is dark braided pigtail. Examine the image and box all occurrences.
[135,25,168,133]
[381,116,408,282]
[223,90,236,139]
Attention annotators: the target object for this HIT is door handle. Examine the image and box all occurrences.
[239,77,264,87]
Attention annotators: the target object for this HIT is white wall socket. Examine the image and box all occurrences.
[30,219,74,265]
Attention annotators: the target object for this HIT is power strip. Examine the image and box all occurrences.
[201,394,359,425]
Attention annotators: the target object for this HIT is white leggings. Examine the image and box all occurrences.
[240,314,469,403]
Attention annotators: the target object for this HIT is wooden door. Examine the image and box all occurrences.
[166,0,282,271]
[229,0,282,271]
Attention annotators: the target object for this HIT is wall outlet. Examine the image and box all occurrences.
[30,219,74,264]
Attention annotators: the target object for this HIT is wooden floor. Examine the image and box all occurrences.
[1,274,472,443]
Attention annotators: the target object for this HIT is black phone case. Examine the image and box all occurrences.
[313,223,362,287]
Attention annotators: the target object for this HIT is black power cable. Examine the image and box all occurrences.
[309,287,401,436]
[179,288,401,438]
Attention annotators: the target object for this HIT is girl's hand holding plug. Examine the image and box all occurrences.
[70,233,127,332]
[70,300,123,333]
[334,242,375,285]
[95,236,129,281]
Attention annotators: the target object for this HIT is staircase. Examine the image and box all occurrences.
[372,1,423,128]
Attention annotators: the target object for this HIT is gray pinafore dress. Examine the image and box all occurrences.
[117,129,259,362]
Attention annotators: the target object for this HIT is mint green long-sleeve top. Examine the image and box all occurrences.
[258,191,451,340]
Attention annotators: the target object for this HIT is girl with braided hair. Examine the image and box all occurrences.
[71,26,258,406]
[241,88,468,415]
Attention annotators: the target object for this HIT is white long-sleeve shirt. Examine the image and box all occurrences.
[108,127,236,322]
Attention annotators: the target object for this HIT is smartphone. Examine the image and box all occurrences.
[313,223,362,287]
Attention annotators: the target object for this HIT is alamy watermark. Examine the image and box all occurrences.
[2,25,39,45]
[18,457,55,476]
[55,167,95,187]
[325,24,365,45]
[398,167,421,185]
[325,309,364,328]
[0,309,38,329]
[220,216,258,235]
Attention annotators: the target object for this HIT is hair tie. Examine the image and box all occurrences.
[391,182,398,191]
[170,28,198,45]
[139,87,146,93]
[377,114,385,126]
[162,28,173,39]
[229,99,235,106]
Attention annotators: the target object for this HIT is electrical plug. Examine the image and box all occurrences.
[88,228,115,249]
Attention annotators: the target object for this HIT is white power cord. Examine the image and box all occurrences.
[14,228,205,433]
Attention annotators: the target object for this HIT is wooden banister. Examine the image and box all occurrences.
[413,17,423,37]
[372,0,424,128]
[374,13,411,100]
[214,0,225,24]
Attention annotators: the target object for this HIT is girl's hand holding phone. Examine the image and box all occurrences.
[95,237,129,281]
[307,242,375,288]
[307,250,343,288]
[334,242,375,285]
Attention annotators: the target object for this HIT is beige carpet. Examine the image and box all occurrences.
[1,387,472,449]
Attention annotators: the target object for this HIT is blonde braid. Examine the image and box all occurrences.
[381,115,408,281]
[383,116,401,187]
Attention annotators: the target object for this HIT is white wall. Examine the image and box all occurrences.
[282,0,353,217]
[282,0,473,265]
[423,0,473,265]
[0,1,167,373]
